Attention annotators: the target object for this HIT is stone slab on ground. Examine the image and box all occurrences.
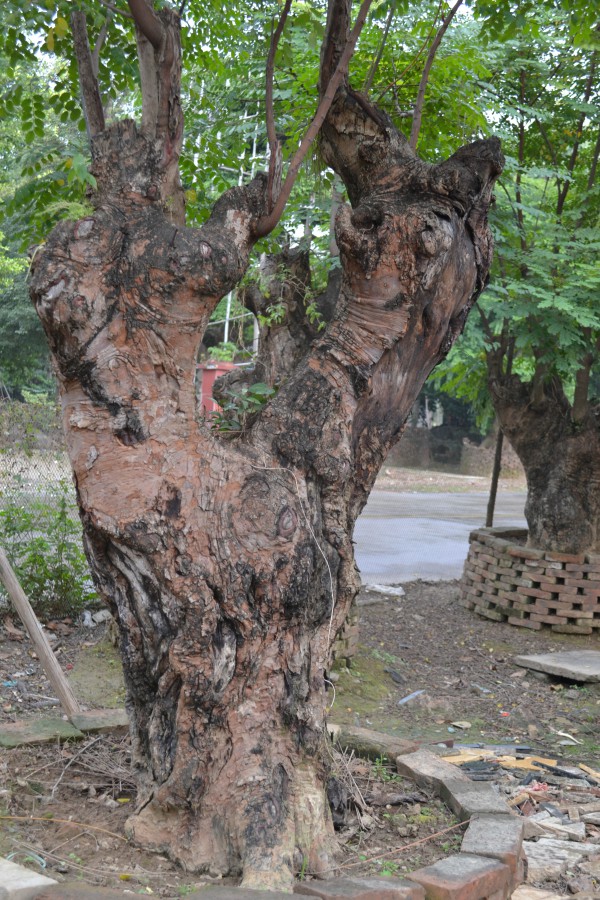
[408,853,511,899]
[513,650,600,682]
[439,777,512,820]
[395,749,471,793]
[0,857,57,899]
[70,708,129,734]
[294,876,425,898]
[333,725,419,762]
[0,717,84,748]
[523,837,600,881]
[176,889,295,899]
[511,889,570,900]
[34,887,132,898]
[460,813,524,882]
[395,749,512,819]
[36,886,294,899]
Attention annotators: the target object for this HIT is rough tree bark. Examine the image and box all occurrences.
[29,1,503,890]
[488,350,600,554]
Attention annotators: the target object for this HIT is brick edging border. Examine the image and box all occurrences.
[460,527,600,633]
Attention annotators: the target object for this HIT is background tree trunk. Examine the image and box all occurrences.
[488,356,600,553]
[29,2,503,890]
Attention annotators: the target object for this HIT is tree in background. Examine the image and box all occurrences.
[12,0,504,887]
[435,4,600,552]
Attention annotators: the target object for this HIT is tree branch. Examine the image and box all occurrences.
[409,0,463,151]
[363,0,398,95]
[476,302,497,346]
[572,329,594,424]
[99,0,133,18]
[265,0,292,212]
[556,50,597,217]
[376,0,442,102]
[576,125,600,229]
[253,0,375,238]
[127,0,164,49]
[71,11,105,138]
[91,12,112,78]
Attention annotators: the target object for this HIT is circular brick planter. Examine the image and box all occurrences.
[461,527,600,634]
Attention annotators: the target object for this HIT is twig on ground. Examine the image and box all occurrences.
[51,736,103,798]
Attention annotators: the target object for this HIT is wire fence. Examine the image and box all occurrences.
[0,401,94,616]
[0,401,73,531]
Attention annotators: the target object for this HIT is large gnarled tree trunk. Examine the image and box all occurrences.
[30,1,502,890]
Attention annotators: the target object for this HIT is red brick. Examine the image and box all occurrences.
[510,601,537,614]
[535,573,559,585]
[508,545,544,560]
[294,877,425,899]
[530,613,568,625]
[521,587,554,600]
[503,576,535,589]
[551,624,594,634]
[477,607,506,622]
[558,583,583,594]
[409,854,511,900]
[567,579,600,590]
[546,550,586,564]
[477,553,499,566]
[494,591,516,608]
[488,565,516,578]
[507,616,542,630]
[568,561,600,572]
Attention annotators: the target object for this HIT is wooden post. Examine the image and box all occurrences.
[0,546,81,717]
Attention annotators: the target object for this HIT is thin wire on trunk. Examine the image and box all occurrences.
[251,464,336,644]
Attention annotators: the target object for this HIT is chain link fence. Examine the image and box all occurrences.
[0,401,96,617]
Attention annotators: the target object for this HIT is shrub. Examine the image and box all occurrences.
[0,479,97,619]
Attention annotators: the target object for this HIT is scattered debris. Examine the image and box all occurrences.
[363,584,406,597]
[397,689,425,706]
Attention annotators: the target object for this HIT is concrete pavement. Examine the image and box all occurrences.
[353,490,526,583]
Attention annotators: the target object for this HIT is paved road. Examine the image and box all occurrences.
[353,490,526,584]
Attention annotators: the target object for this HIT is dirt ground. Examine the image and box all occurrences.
[374,465,526,494]
[0,467,598,896]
